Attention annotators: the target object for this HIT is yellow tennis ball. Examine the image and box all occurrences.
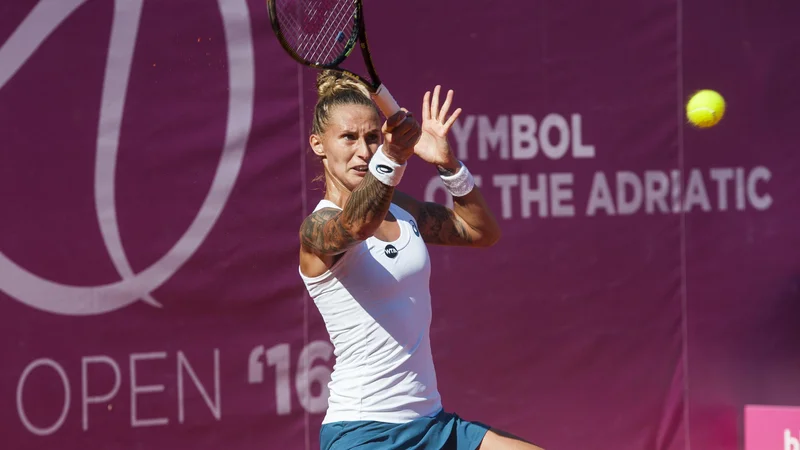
[686,89,726,128]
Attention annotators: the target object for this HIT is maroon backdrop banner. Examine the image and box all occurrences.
[1,1,798,449]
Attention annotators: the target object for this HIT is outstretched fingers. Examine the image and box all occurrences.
[438,88,453,122]
[443,106,462,131]
[423,85,462,131]
[431,85,441,119]
[422,90,431,121]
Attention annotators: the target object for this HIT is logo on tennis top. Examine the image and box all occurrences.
[384,244,398,258]
[0,0,255,316]
[375,164,393,174]
[410,220,419,237]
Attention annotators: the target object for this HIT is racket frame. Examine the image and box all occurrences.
[267,0,401,116]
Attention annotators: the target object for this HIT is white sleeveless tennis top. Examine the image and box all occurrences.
[299,199,443,424]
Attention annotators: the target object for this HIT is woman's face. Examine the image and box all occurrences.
[311,104,382,192]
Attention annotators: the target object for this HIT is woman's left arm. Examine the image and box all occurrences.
[396,86,501,247]
[396,184,501,247]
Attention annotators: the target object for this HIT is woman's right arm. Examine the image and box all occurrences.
[299,110,420,257]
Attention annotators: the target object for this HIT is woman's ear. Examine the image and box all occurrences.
[310,134,325,158]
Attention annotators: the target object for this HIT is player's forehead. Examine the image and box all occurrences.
[327,104,380,132]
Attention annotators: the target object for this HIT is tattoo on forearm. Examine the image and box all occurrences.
[341,171,394,231]
[417,203,474,245]
[300,172,394,254]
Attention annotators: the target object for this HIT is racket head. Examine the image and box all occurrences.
[267,0,361,71]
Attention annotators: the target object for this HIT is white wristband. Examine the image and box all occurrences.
[368,145,406,186]
[440,161,475,197]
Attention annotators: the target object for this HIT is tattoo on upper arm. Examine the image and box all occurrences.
[417,202,474,245]
[299,208,354,255]
[300,171,395,255]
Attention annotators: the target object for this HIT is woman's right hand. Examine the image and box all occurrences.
[382,109,421,164]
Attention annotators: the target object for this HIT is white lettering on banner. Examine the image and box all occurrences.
[247,341,334,416]
[512,115,537,159]
[478,115,510,160]
[16,349,222,435]
[17,359,71,436]
[451,115,475,160]
[422,166,772,220]
[267,344,291,415]
[539,114,570,159]
[786,429,799,450]
[490,174,576,219]
[550,173,576,217]
[747,167,772,210]
[586,173,615,216]
[520,174,548,218]
[644,171,670,214]
[685,169,712,212]
[82,356,121,431]
[452,114,595,161]
[131,352,169,428]
[15,344,332,436]
[445,113,773,219]
[571,114,596,158]
[492,175,519,219]
[0,0,255,316]
[296,341,334,414]
[615,171,643,215]
[585,167,772,216]
[710,168,734,210]
[177,351,221,423]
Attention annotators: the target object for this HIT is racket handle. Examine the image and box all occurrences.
[372,84,401,117]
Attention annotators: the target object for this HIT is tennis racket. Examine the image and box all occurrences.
[266,0,401,118]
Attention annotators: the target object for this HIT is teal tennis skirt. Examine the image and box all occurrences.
[320,409,490,450]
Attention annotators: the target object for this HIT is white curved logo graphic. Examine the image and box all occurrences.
[0,0,254,315]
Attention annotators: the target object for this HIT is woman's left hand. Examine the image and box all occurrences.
[414,85,463,168]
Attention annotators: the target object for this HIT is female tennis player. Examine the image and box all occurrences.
[299,71,544,450]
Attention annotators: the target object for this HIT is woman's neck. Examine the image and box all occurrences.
[323,174,351,208]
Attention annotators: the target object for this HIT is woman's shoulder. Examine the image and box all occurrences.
[298,199,342,240]
[300,199,342,224]
[312,198,342,212]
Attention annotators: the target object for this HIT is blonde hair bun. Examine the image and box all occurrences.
[316,70,371,99]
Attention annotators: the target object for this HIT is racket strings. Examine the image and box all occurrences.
[306,1,352,61]
[274,0,356,65]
